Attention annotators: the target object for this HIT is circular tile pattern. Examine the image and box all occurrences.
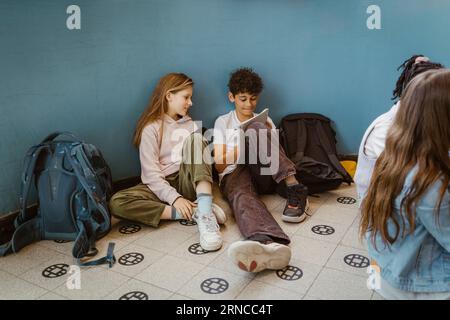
[336,196,356,205]
[180,219,197,226]
[200,278,229,294]
[54,239,71,243]
[118,252,144,266]
[119,224,142,234]
[311,225,335,235]
[119,291,149,300]
[344,254,370,268]
[276,265,303,281]
[42,263,70,278]
[188,243,209,255]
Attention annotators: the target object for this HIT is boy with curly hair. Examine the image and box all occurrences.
[213,67,309,272]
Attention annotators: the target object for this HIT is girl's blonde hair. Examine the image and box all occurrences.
[360,69,450,249]
[133,73,193,148]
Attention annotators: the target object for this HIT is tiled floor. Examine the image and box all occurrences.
[0,184,382,300]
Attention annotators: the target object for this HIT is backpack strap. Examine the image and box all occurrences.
[77,242,116,268]
[16,144,48,225]
[0,144,49,257]
[292,119,308,164]
[73,218,116,268]
[315,121,353,184]
[66,145,111,231]
[0,218,42,256]
[64,146,115,267]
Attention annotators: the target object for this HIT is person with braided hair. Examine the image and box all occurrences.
[355,55,444,200]
[360,69,450,299]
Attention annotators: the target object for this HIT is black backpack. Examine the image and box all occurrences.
[279,113,353,195]
[0,132,116,267]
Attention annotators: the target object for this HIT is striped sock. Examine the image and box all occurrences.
[171,206,184,220]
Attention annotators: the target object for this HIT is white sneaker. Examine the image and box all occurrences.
[227,240,291,273]
[193,202,227,224]
[193,211,223,251]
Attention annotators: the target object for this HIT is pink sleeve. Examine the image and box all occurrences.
[140,125,181,205]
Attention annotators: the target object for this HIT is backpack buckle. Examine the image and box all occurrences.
[106,242,116,268]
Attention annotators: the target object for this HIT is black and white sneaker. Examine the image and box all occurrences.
[282,183,309,223]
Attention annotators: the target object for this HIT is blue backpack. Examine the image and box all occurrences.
[0,132,116,267]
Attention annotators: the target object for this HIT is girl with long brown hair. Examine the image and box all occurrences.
[360,69,450,299]
[109,73,224,251]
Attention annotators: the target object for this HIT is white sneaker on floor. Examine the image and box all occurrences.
[193,212,223,251]
[227,240,291,273]
[193,202,227,224]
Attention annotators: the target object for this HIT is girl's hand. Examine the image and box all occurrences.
[173,197,197,220]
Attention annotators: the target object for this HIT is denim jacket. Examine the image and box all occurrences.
[366,168,450,293]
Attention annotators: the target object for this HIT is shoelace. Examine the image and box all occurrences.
[196,213,219,232]
[287,191,300,207]
[287,185,307,208]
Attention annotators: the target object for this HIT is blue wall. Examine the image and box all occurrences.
[1,0,450,214]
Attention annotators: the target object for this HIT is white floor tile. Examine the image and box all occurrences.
[0,244,58,276]
[0,270,48,300]
[289,235,337,266]
[133,227,193,253]
[236,280,303,300]
[177,266,252,300]
[325,245,370,277]
[294,217,349,244]
[105,278,173,300]
[254,257,322,295]
[219,223,244,243]
[307,268,372,300]
[260,194,286,211]
[371,291,385,300]
[171,234,228,266]
[324,192,359,210]
[135,255,205,292]
[108,243,165,277]
[54,266,130,299]
[107,220,153,243]
[309,204,358,229]
[340,226,367,250]
[18,252,77,291]
[169,293,192,300]
[37,292,68,300]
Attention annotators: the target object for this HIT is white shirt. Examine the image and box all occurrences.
[363,102,400,158]
[213,110,276,183]
[355,102,399,200]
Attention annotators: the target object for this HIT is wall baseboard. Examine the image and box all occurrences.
[338,154,358,162]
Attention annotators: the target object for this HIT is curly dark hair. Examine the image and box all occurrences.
[392,55,444,100]
[227,67,264,96]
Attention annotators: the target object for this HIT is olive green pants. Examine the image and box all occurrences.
[109,133,213,227]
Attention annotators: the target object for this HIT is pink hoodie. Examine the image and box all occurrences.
[140,114,198,205]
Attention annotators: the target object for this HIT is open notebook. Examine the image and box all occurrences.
[238,108,269,130]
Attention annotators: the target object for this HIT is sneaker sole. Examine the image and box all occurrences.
[282,199,309,223]
[212,203,227,225]
[200,237,223,252]
[228,241,291,273]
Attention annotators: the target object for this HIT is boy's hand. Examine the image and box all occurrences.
[173,197,197,220]
[214,144,239,173]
